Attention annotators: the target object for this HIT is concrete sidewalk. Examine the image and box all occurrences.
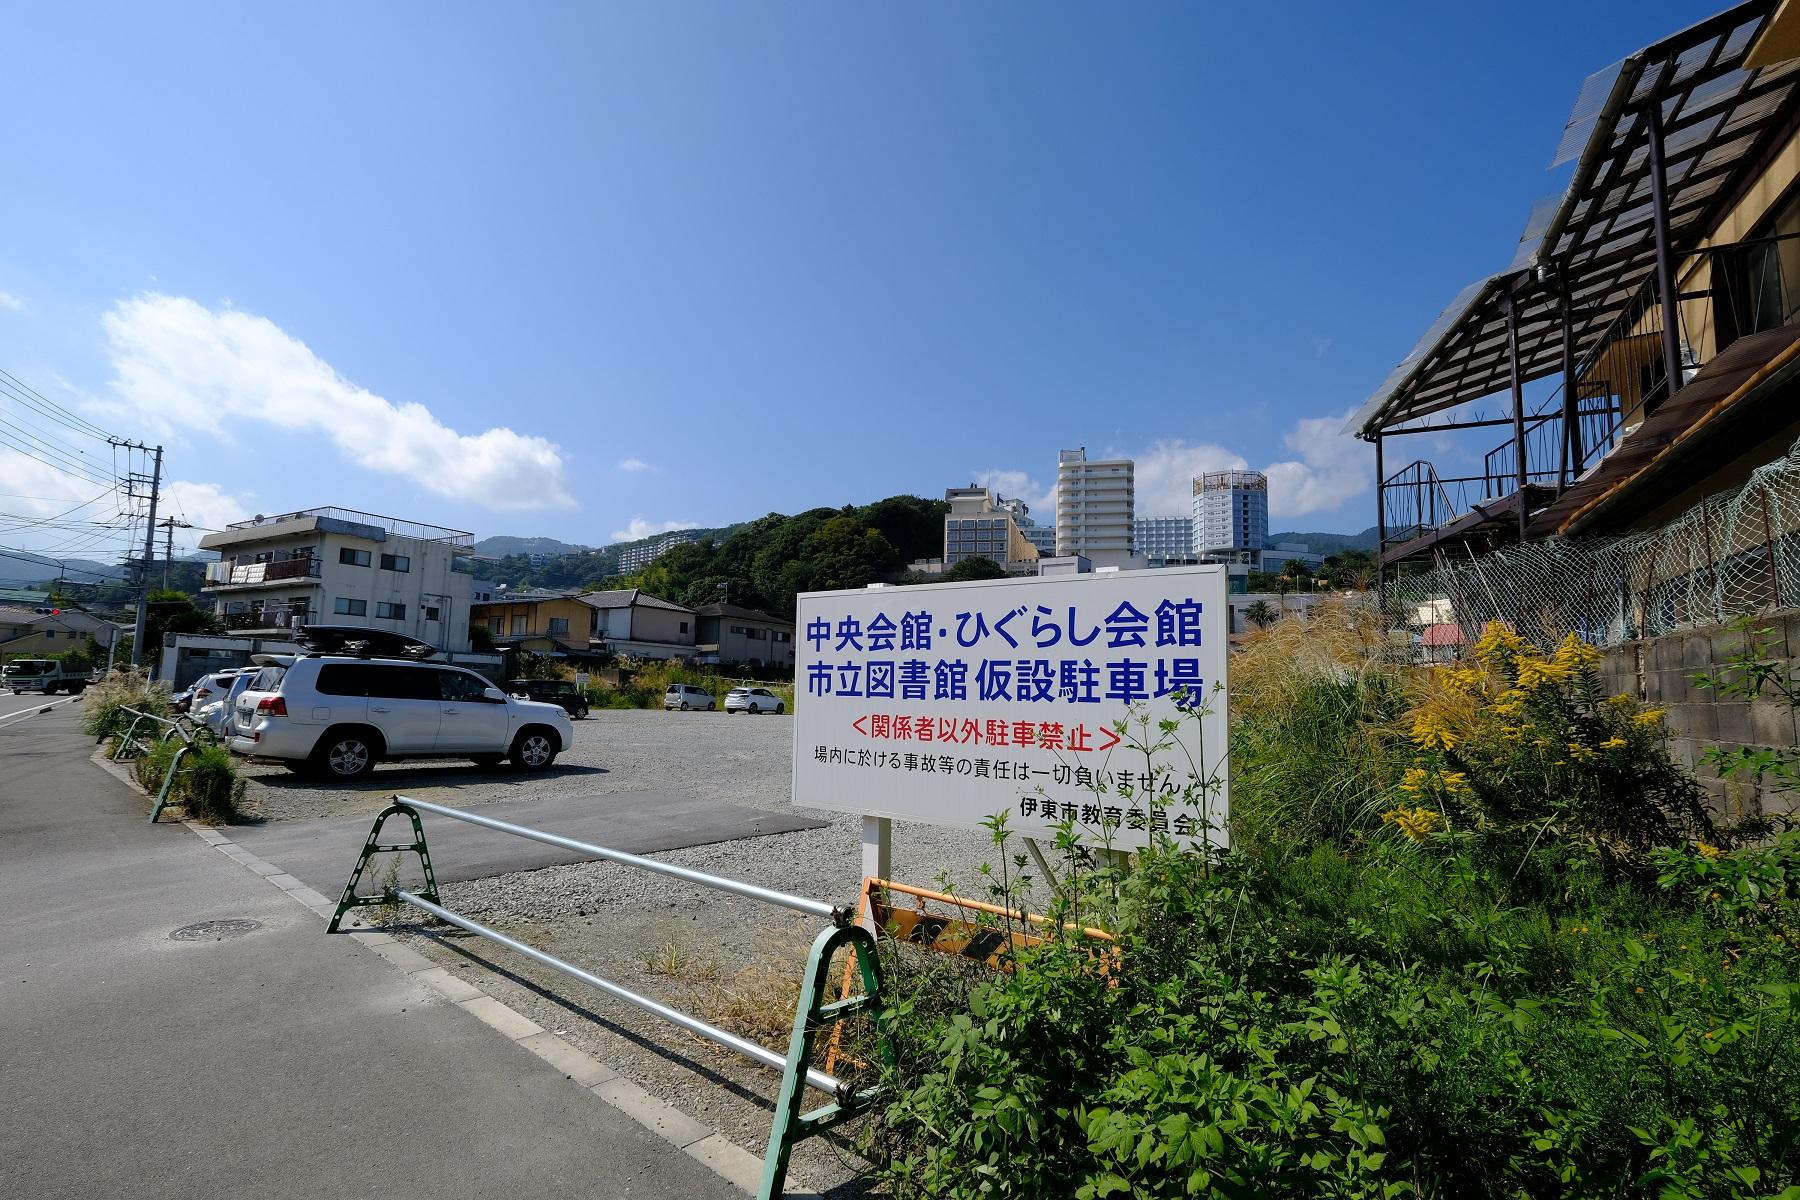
[0,709,740,1200]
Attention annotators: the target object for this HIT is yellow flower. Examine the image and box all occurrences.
[1567,742,1598,762]
[1491,688,1526,717]
[1553,633,1601,673]
[1516,656,1570,690]
[1442,666,1485,696]
[1695,842,1723,861]
[1411,713,1459,752]
[1399,767,1432,798]
[1380,805,1444,842]
[1634,708,1667,727]
[1600,736,1628,751]
[1437,770,1472,796]
[1473,621,1526,668]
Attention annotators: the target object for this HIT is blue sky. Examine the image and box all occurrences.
[0,1,1715,558]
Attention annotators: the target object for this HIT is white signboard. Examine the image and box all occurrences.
[792,566,1228,850]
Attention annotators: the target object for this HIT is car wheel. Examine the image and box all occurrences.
[510,728,558,771]
[679,701,689,711]
[312,730,379,780]
[775,702,785,714]
[708,701,716,711]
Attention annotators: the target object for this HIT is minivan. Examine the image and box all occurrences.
[663,683,716,711]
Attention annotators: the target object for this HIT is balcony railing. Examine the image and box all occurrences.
[1380,232,1800,561]
[219,601,311,631]
[205,555,323,587]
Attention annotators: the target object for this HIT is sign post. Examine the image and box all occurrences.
[793,566,1229,855]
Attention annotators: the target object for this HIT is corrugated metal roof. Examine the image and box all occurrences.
[1354,1,1800,438]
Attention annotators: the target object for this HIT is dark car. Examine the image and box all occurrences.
[508,678,590,719]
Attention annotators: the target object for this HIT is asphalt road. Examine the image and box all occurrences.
[0,707,740,1200]
[0,686,80,722]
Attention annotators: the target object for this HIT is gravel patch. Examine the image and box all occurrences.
[303,709,1024,1195]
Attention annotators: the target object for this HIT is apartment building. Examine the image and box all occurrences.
[1193,470,1269,559]
[1133,516,1194,561]
[1054,448,1135,566]
[694,602,796,667]
[471,589,598,655]
[942,486,1042,571]
[618,530,701,574]
[198,507,474,652]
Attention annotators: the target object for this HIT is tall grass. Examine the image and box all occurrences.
[80,669,171,740]
[1229,601,1414,849]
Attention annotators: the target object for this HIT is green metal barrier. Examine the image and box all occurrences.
[327,797,889,1199]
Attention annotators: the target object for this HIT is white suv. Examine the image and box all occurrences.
[229,654,574,780]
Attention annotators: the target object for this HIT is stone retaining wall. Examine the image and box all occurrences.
[1599,611,1800,823]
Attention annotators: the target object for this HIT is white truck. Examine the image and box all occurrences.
[1,658,90,694]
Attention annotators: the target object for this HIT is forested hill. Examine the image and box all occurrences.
[471,495,948,615]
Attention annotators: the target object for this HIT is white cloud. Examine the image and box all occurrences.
[0,292,23,312]
[611,517,699,543]
[97,294,575,511]
[1262,408,1370,518]
[163,480,252,539]
[1127,439,1249,519]
[617,457,652,473]
[972,468,1054,518]
[0,449,103,516]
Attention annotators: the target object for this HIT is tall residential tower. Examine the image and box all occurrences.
[1053,448,1135,566]
[1193,470,1269,561]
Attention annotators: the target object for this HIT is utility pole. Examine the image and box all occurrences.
[113,439,163,670]
[158,517,191,590]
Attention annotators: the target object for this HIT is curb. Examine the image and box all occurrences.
[164,807,823,1197]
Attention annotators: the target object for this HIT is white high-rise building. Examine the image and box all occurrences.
[1054,448,1135,566]
[1134,517,1193,561]
[1193,470,1269,559]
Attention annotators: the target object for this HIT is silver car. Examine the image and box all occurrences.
[724,686,785,715]
[230,654,574,779]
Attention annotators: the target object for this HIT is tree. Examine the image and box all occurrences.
[939,556,1009,583]
[1244,600,1278,629]
[1321,548,1377,591]
[145,589,221,658]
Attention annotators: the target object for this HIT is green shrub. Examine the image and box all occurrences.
[173,743,244,824]
[868,624,1800,1199]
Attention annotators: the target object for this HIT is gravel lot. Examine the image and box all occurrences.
[248,709,1014,1195]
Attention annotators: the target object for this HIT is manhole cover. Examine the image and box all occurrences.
[169,919,263,942]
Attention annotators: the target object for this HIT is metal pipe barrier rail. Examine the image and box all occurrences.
[108,707,221,824]
[325,796,891,1200]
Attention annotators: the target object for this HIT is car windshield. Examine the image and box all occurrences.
[3,660,54,673]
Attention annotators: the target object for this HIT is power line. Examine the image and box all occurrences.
[0,420,116,488]
[0,368,116,442]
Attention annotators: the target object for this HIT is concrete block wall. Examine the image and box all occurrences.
[1598,610,1800,824]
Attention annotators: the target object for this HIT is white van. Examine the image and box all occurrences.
[663,683,716,711]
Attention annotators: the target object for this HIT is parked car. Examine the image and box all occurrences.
[724,686,785,715]
[1,659,89,695]
[508,678,590,719]
[663,683,716,711]
[229,652,574,780]
[192,668,260,737]
[185,668,253,718]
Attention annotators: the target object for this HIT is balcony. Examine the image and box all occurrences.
[205,554,324,589]
[219,600,312,632]
[1379,232,1800,565]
